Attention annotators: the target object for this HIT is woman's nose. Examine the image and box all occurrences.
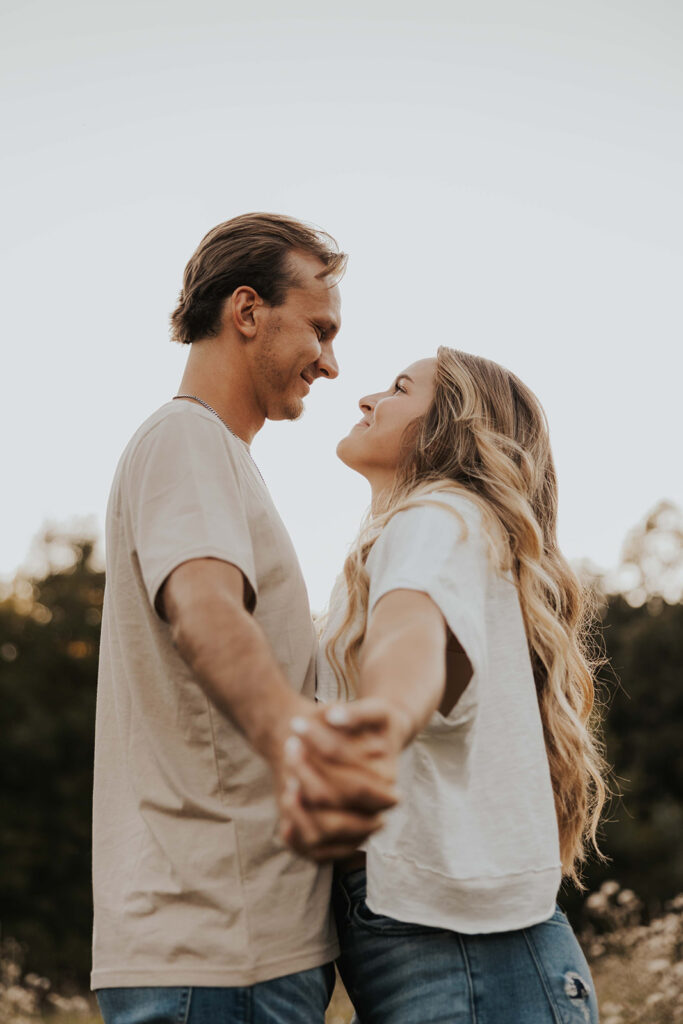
[359,395,374,415]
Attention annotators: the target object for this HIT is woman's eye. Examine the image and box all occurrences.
[394,383,407,394]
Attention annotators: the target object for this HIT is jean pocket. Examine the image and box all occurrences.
[97,986,192,1024]
[352,898,448,937]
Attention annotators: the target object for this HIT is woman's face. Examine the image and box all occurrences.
[337,357,437,481]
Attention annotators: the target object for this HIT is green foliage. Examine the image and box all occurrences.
[562,595,683,918]
[560,502,683,924]
[0,537,103,987]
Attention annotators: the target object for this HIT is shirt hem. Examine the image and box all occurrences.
[90,940,340,990]
[366,851,562,934]
[372,847,563,882]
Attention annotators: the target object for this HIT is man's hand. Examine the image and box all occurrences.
[278,698,411,861]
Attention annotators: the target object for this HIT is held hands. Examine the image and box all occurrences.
[277,698,413,862]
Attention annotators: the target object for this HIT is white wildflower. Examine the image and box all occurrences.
[647,957,672,973]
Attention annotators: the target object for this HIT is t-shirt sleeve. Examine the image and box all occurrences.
[367,497,489,722]
[125,412,257,614]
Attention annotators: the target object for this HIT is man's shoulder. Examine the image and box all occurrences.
[120,400,248,465]
[126,399,219,447]
[108,403,239,504]
[121,401,177,451]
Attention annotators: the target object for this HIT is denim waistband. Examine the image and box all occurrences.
[333,865,566,931]
[333,866,367,905]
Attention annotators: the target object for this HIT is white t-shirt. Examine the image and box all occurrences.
[92,401,337,989]
[317,490,562,934]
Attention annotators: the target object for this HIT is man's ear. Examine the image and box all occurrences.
[228,285,263,340]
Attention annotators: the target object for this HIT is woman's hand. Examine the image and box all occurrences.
[279,698,410,861]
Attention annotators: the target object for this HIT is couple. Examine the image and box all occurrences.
[92,213,604,1023]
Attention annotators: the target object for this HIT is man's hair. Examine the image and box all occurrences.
[170,213,347,344]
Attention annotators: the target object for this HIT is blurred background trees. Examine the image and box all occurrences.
[560,500,683,918]
[0,534,102,988]
[1,504,682,988]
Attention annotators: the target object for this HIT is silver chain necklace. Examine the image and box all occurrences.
[173,395,265,482]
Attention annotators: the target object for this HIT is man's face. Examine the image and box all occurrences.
[252,252,342,421]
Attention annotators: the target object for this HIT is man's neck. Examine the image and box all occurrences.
[177,339,264,444]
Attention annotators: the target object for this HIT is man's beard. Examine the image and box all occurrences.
[259,326,306,421]
[260,359,305,421]
[278,392,305,421]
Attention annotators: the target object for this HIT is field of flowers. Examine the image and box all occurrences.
[2,881,681,1024]
[580,882,683,1024]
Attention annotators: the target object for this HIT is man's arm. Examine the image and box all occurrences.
[159,557,398,849]
[160,557,302,763]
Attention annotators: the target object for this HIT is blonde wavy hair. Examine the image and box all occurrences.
[327,347,610,888]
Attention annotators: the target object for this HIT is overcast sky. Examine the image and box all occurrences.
[2,0,681,609]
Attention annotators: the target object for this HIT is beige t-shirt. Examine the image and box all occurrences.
[317,491,562,934]
[92,401,337,989]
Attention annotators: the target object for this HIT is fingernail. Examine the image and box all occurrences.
[326,706,350,726]
[284,735,303,761]
[290,716,309,734]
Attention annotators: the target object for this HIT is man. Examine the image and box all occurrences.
[92,213,397,1024]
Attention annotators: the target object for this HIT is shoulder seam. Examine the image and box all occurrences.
[134,403,229,445]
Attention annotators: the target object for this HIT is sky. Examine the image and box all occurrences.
[2,0,682,610]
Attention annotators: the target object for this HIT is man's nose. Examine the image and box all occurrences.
[316,345,339,380]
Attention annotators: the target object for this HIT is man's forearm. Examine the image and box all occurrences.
[171,591,302,763]
[162,560,398,858]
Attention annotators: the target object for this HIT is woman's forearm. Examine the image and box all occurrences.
[359,589,448,745]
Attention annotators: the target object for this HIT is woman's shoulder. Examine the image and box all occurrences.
[369,487,507,592]
[365,489,485,576]
[384,486,484,541]
[420,486,483,519]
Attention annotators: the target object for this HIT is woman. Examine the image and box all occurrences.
[286,348,607,1023]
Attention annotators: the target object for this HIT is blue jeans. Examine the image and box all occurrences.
[333,868,599,1023]
[96,962,335,1024]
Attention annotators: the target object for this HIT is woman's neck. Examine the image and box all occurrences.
[369,475,397,515]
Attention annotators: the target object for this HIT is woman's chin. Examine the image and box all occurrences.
[336,435,361,470]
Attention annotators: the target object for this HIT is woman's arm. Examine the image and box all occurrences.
[279,589,449,859]
[357,588,448,745]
